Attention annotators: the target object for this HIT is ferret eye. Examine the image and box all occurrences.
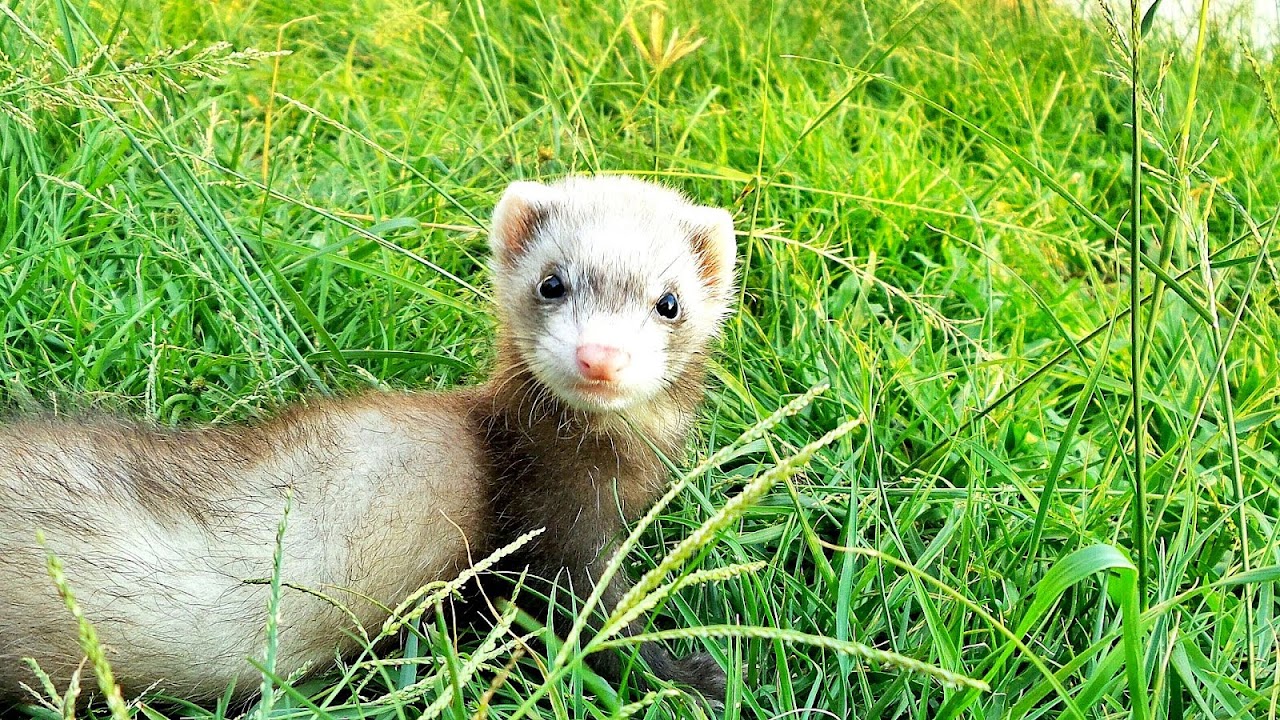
[655,292,679,320]
[538,274,566,300]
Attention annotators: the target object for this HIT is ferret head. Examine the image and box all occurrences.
[488,175,736,413]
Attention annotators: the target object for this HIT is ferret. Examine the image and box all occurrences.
[0,175,736,705]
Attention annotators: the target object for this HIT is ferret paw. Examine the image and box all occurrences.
[670,652,729,706]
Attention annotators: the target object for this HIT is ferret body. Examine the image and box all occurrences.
[0,176,735,702]
[0,395,487,697]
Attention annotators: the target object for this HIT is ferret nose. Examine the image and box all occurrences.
[576,344,630,382]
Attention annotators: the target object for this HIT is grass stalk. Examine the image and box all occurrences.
[1127,0,1148,609]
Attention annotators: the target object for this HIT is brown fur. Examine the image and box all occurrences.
[0,175,733,705]
[473,332,723,699]
[687,227,725,287]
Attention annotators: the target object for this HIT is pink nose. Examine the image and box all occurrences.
[576,344,629,382]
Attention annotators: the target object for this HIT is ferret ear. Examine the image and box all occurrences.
[682,205,737,292]
[490,181,561,266]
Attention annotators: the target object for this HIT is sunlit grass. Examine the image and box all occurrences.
[1,0,1277,718]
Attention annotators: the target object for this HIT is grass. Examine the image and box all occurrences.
[1,0,1278,717]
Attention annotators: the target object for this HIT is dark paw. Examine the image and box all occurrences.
[670,652,729,704]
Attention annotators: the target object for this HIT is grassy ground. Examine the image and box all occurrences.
[2,0,1278,718]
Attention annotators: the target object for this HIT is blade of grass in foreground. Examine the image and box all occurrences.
[1126,0,1149,615]
[597,626,988,690]
[935,544,1148,720]
[37,532,129,720]
[255,494,290,719]
[842,546,1086,720]
[504,405,869,720]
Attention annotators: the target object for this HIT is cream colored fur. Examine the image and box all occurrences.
[0,394,485,698]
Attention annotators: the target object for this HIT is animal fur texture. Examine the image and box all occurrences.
[0,175,735,703]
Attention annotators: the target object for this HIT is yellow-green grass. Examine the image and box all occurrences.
[1,0,1277,718]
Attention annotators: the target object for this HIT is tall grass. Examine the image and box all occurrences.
[1,0,1277,718]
